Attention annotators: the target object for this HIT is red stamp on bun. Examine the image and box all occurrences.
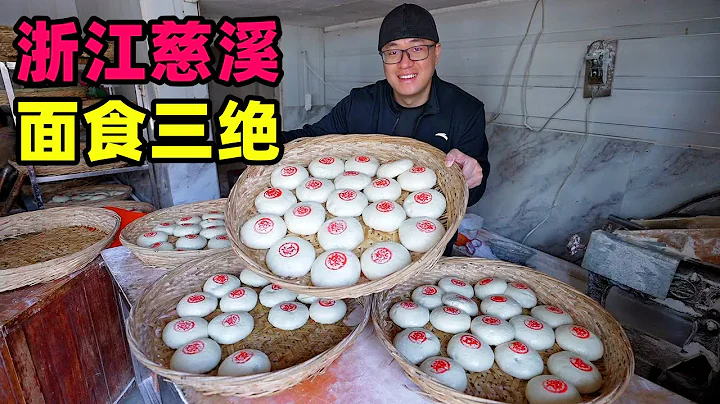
[451,279,467,287]
[229,289,246,299]
[509,341,529,354]
[187,294,205,303]
[173,320,195,332]
[546,306,564,314]
[524,319,544,330]
[233,350,254,364]
[570,357,593,372]
[443,307,461,315]
[490,295,507,303]
[482,316,501,325]
[319,157,335,165]
[264,188,282,199]
[460,334,481,349]
[213,274,228,284]
[376,201,395,212]
[319,299,335,307]
[571,326,590,339]
[373,178,390,188]
[327,220,347,235]
[400,301,417,309]
[254,218,274,233]
[325,252,347,270]
[182,340,204,355]
[338,190,356,201]
[542,379,569,394]
[416,220,437,233]
[422,286,437,295]
[222,314,241,327]
[305,179,323,190]
[355,156,370,163]
[410,166,426,173]
[293,205,311,217]
[281,166,297,176]
[280,303,297,312]
[430,359,450,374]
[371,247,392,264]
[413,192,432,204]
[408,330,427,344]
[279,241,299,257]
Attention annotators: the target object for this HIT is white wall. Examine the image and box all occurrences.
[323,0,720,149]
[280,25,325,108]
[0,0,78,26]
[277,24,332,132]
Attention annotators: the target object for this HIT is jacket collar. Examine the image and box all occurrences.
[385,71,441,115]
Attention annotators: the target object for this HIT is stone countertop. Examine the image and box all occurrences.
[101,246,695,404]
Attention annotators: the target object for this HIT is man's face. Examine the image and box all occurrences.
[381,38,441,104]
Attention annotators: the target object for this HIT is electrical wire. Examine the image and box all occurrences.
[488,0,543,123]
[521,88,596,244]
[303,51,349,96]
[489,0,589,134]
[520,0,546,131]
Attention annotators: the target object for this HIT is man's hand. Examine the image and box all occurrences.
[445,148,484,188]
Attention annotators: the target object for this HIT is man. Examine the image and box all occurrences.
[281,3,490,256]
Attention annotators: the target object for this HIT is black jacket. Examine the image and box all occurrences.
[281,72,491,207]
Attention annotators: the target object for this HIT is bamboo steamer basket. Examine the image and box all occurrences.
[90,200,155,212]
[225,134,468,299]
[372,257,634,404]
[120,198,229,269]
[42,184,132,208]
[1,24,115,63]
[8,142,129,177]
[126,249,370,398]
[0,207,120,292]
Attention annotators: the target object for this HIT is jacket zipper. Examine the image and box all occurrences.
[390,115,400,136]
[412,113,427,138]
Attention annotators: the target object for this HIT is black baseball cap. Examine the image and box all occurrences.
[378,3,440,51]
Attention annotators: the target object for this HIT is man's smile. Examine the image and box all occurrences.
[398,73,418,81]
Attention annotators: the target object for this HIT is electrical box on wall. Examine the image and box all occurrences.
[584,39,618,98]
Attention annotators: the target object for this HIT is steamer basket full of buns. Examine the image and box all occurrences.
[120,198,230,269]
[127,250,370,398]
[371,257,634,404]
[225,134,469,299]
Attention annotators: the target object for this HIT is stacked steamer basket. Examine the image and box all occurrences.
[225,134,469,299]
[0,207,120,292]
[126,250,371,397]
[42,184,133,208]
[120,198,229,269]
[372,257,634,404]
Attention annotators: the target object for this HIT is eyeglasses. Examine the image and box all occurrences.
[379,44,436,64]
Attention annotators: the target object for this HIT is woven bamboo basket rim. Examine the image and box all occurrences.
[126,249,371,398]
[8,151,129,177]
[91,200,155,212]
[225,134,469,299]
[42,184,132,208]
[0,207,120,292]
[0,25,114,63]
[371,257,634,404]
[119,198,229,270]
